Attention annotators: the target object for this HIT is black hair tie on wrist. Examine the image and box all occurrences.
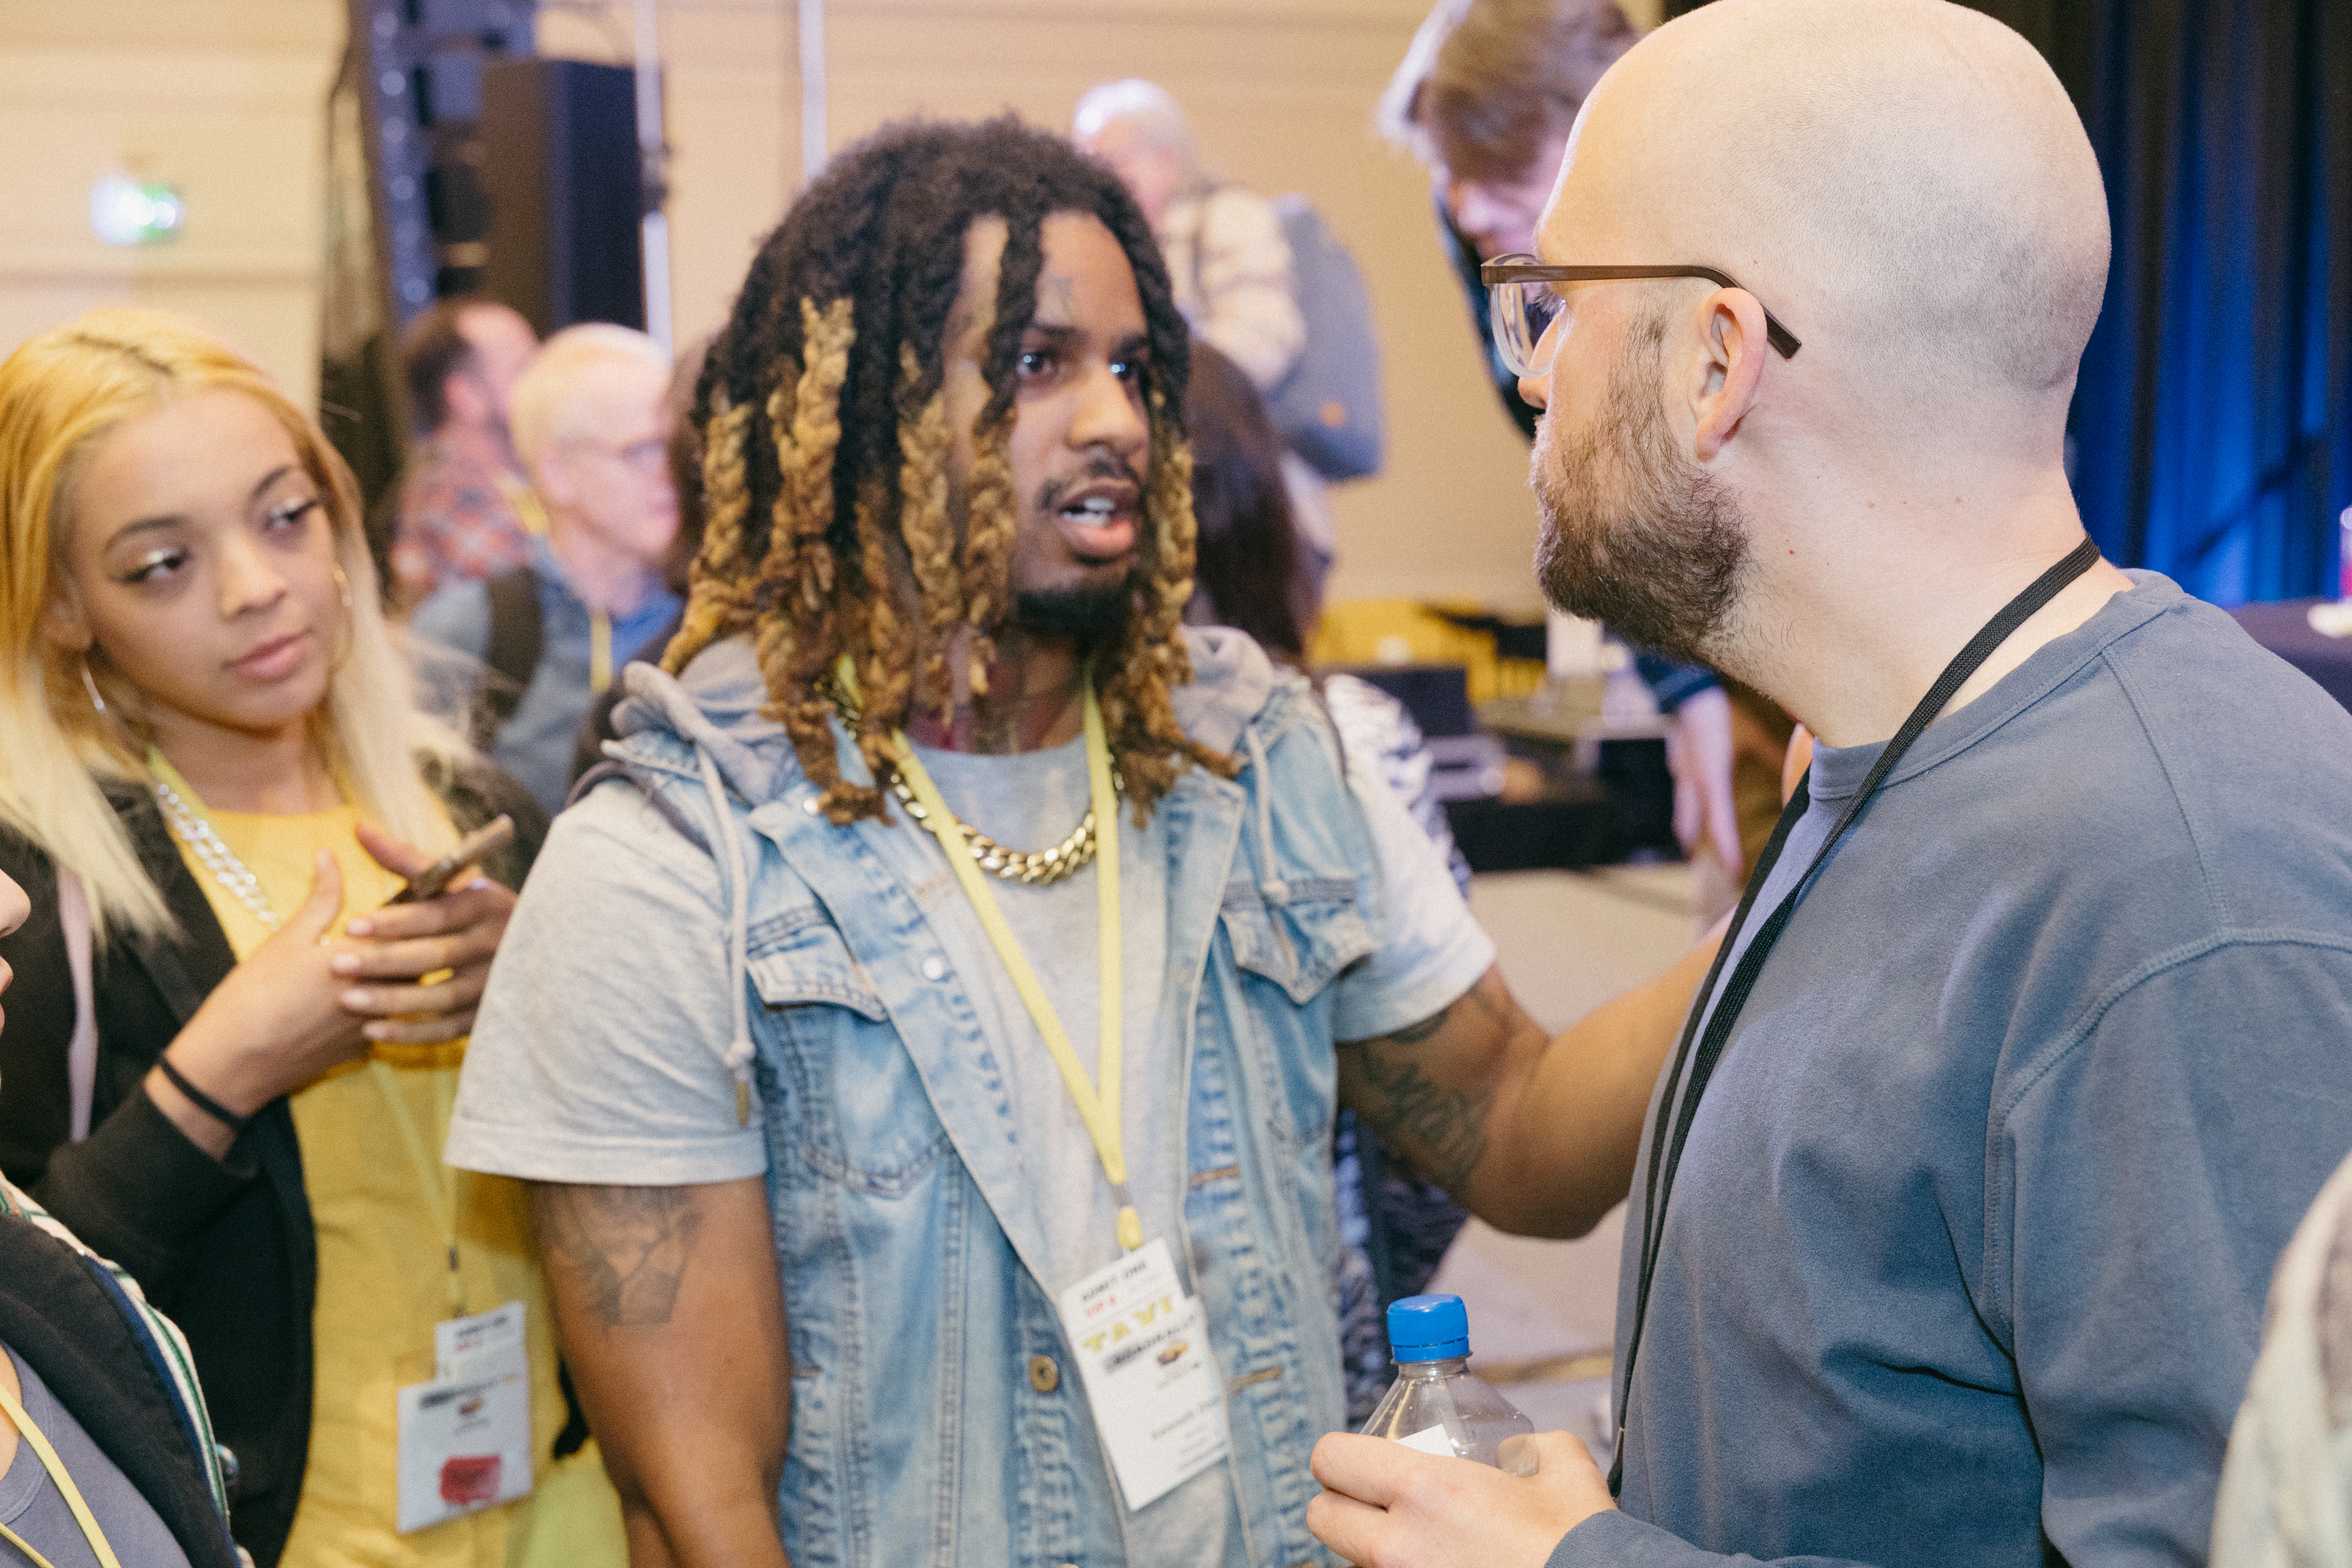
[155,1056,253,1140]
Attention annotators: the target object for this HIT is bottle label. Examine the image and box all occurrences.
[1395,1424,1456,1457]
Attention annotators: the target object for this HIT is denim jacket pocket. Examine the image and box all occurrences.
[746,905,887,1018]
[1218,877,1376,1004]
[748,907,951,1193]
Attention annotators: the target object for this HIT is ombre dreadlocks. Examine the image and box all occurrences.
[666,117,1231,823]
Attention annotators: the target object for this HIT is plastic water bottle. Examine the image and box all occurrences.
[1359,1294,1538,1476]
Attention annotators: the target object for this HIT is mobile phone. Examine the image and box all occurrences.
[384,816,515,906]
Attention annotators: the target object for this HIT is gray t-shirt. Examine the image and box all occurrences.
[909,737,1179,1297]
[0,1347,189,1568]
[1560,573,2352,1567]
[445,713,1493,1193]
[912,736,1235,1565]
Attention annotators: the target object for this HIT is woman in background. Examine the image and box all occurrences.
[0,310,623,1568]
[1184,341,1472,1420]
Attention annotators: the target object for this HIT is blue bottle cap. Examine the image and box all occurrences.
[1386,1293,1471,1362]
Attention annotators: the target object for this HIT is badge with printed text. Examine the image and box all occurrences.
[394,1301,534,1533]
[1054,1239,1229,1512]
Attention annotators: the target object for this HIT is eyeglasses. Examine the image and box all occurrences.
[1480,254,1804,378]
[569,436,669,472]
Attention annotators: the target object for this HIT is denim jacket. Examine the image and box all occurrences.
[450,628,1490,1568]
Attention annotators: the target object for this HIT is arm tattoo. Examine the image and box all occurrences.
[1340,977,1514,1193]
[1348,1043,1493,1194]
[536,1184,706,1328]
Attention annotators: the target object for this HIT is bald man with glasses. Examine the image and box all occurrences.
[1311,2,2352,1565]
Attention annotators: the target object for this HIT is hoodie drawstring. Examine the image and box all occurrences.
[1242,726,1287,907]
[696,744,758,1125]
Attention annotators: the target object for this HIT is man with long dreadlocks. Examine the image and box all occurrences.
[444,118,1713,1567]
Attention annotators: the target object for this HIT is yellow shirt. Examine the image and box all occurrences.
[155,763,623,1568]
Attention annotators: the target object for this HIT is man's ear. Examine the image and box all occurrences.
[1688,289,1770,463]
[531,449,575,511]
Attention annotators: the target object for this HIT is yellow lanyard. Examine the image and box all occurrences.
[501,474,549,539]
[369,1061,467,1320]
[0,1372,125,1568]
[890,679,1140,1254]
[589,610,614,696]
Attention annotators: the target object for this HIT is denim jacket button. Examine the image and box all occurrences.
[922,955,949,982]
[1029,1354,1060,1393]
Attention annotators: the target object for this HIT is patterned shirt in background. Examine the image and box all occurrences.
[1322,670,1474,1421]
[388,434,534,604]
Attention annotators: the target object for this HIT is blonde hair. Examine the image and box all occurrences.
[663,118,1234,824]
[0,307,461,939]
[507,322,669,474]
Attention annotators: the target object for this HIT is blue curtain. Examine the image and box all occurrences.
[2063,0,2352,604]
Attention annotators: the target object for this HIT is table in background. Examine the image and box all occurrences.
[2229,600,2352,714]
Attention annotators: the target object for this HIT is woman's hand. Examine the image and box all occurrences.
[149,850,370,1156]
[147,826,518,1159]
[332,822,517,1046]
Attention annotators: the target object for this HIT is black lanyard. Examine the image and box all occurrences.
[1608,536,2103,1494]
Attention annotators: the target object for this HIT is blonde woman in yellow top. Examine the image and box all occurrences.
[0,309,625,1568]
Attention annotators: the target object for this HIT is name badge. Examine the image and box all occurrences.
[394,1301,534,1534]
[1054,1238,1229,1512]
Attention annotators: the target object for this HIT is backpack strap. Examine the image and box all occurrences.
[477,565,544,749]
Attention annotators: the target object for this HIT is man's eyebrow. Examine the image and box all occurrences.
[1022,322,1082,342]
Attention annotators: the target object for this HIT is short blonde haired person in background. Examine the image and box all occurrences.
[0,309,625,1568]
[411,323,681,816]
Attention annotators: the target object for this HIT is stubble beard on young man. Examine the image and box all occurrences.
[1532,311,1753,669]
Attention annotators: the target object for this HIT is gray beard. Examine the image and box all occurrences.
[1531,311,1751,667]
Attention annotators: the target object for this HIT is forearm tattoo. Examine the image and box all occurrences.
[536,1184,705,1328]
[1342,982,1509,1194]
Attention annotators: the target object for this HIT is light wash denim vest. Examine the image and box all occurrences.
[603,631,1368,1567]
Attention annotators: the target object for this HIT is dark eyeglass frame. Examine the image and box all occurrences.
[1480,258,1804,361]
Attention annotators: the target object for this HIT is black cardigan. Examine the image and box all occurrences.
[0,758,544,1567]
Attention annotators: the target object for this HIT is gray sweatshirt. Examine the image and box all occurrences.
[1556,573,2352,1567]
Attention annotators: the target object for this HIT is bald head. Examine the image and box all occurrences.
[1552,0,2107,412]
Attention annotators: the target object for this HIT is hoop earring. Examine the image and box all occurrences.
[79,656,107,716]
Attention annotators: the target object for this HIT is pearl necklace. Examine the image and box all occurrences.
[148,771,282,930]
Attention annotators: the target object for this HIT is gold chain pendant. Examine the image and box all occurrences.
[827,679,1117,889]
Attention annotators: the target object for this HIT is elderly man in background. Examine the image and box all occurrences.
[1311,0,2352,1563]
[387,296,541,608]
[1074,79,1340,576]
[411,323,679,816]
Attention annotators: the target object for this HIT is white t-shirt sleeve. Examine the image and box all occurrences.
[1328,741,1497,1042]
[445,782,767,1186]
